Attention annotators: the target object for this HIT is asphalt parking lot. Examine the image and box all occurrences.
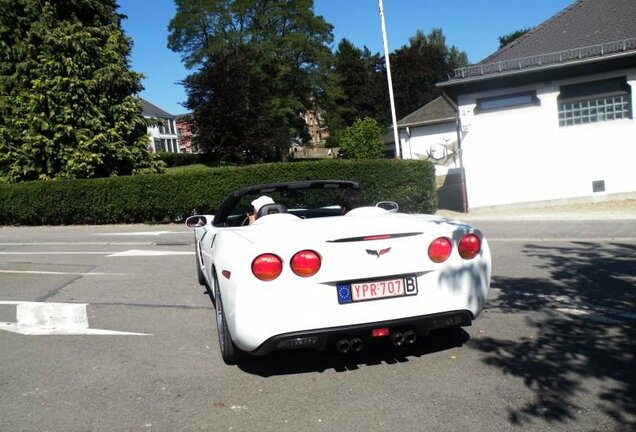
[0,213,634,432]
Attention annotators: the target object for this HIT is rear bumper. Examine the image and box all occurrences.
[250,310,473,355]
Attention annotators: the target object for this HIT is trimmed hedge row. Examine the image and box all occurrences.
[156,151,222,167]
[0,159,437,225]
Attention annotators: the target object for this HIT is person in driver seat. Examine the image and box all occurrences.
[340,188,363,214]
[248,195,275,224]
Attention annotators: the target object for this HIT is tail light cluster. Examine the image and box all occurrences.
[428,234,481,263]
[252,250,321,281]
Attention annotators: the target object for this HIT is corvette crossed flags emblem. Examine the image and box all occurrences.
[366,247,391,258]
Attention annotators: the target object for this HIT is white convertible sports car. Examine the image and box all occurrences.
[186,180,491,364]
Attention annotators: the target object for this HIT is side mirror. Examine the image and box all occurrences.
[185,215,207,228]
[376,201,399,213]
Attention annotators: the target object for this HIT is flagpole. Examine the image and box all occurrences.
[378,0,401,159]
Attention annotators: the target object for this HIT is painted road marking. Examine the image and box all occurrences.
[0,242,153,246]
[0,252,110,255]
[0,250,193,257]
[488,237,636,242]
[0,270,126,276]
[106,250,194,257]
[93,231,190,236]
[0,301,150,336]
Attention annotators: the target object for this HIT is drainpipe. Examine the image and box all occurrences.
[441,91,468,213]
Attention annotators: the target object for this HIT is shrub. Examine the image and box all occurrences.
[338,118,384,159]
[0,159,437,225]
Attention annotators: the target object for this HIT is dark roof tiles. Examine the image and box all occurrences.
[139,98,174,119]
[482,0,636,64]
[397,96,455,127]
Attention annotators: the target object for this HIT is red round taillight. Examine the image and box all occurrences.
[290,250,321,277]
[458,234,481,260]
[251,254,283,281]
[428,237,452,263]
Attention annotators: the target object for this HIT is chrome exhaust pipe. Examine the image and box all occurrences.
[403,330,417,344]
[336,339,351,353]
[350,338,364,352]
[390,332,404,346]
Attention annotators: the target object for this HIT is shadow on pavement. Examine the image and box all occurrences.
[469,241,635,430]
[237,327,469,377]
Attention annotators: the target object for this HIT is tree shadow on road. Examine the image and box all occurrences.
[469,241,635,430]
[237,327,469,377]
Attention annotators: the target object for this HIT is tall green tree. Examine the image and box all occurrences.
[390,28,468,119]
[168,0,336,163]
[332,39,388,129]
[0,0,162,182]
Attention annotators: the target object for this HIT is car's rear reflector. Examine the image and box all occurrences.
[290,250,321,277]
[252,254,283,281]
[372,328,390,338]
[428,237,452,263]
[458,234,481,259]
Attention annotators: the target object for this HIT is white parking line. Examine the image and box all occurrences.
[93,231,190,236]
[0,242,153,246]
[0,252,110,255]
[107,250,194,257]
[0,250,193,257]
[489,237,636,242]
[0,301,151,336]
[0,270,126,276]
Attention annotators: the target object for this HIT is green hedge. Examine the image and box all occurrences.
[156,151,223,167]
[0,159,437,225]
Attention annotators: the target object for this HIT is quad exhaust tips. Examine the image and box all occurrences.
[336,338,364,353]
[336,331,416,353]
[403,330,417,344]
[391,330,418,346]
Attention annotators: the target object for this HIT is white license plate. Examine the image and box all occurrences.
[349,276,418,302]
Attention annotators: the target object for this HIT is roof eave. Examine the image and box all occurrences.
[397,117,456,129]
[437,50,636,88]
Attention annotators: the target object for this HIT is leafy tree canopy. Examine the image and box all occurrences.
[338,117,384,159]
[498,27,532,49]
[331,39,387,130]
[0,0,162,182]
[390,28,468,119]
[331,28,468,145]
[168,0,337,163]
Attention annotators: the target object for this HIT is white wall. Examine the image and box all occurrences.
[399,121,459,176]
[145,118,180,153]
[457,68,636,208]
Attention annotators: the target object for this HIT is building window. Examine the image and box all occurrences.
[476,91,538,112]
[558,77,631,127]
[155,138,166,152]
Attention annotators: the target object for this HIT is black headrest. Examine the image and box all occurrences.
[256,203,288,218]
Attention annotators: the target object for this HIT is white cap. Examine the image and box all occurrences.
[251,195,274,213]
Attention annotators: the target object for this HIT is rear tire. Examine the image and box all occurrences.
[213,273,246,365]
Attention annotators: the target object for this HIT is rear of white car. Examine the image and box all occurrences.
[211,212,491,354]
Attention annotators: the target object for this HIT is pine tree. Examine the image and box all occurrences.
[0,0,162,181]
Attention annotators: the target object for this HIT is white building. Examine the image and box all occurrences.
[437,0,636,209]
[396,96,459,177]
[140,98,180,154]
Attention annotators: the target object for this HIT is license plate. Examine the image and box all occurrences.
[337,276,418,304]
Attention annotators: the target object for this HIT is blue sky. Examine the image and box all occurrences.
[118,0,573,115]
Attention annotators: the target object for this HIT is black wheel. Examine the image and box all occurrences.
[213,273,245,365]
[195,243,206,286]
